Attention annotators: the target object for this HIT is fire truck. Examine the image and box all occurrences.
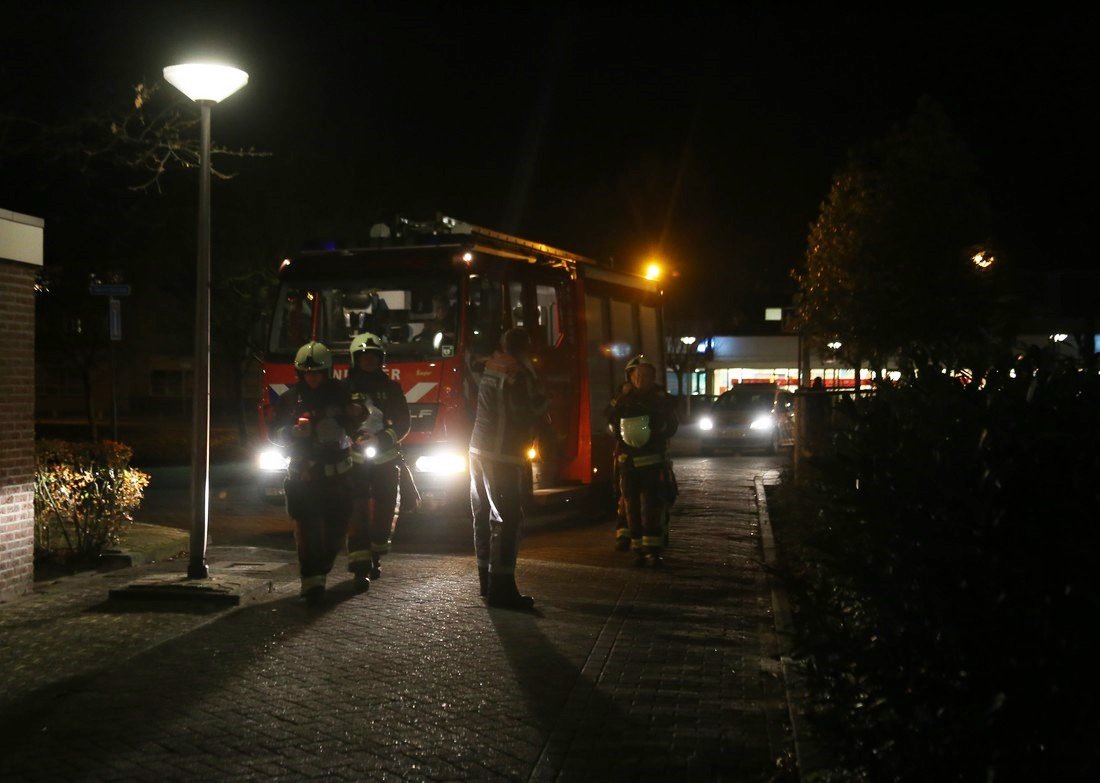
[255,216,665,512]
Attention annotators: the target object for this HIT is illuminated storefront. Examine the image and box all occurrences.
[668,335,876,397]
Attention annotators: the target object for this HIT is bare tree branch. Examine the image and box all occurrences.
[1,80,270,193]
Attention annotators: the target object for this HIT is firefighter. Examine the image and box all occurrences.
[271,341,354,605]
[469,327,548,610]
[344,332,411,591]
[608,354,679,566]
[605,380,635,550]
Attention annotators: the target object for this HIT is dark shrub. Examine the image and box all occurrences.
[781,347,1100,780]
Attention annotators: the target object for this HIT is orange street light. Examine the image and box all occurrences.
[971,250,994,269]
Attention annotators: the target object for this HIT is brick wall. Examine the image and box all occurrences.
[0,260,36,600]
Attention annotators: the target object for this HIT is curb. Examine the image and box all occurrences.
[755,475,816,782]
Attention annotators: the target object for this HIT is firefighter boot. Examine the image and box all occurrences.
[478,566,489,597]
[304,585,326,606]
[369,556,382,581]
[487,574,534,611]
[351,566,371,593]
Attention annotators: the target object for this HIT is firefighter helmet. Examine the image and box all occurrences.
[625,354,655,379]
[294,341,333,374]
[350,332,386,365]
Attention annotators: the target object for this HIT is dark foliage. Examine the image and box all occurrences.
[776,347,1100,780]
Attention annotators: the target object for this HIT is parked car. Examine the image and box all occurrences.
[696,383,794,455]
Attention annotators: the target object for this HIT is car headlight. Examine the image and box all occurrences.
[257,447,290,472]
[750,415,774,431]
[415,452,467,474]
[698,416,714,431]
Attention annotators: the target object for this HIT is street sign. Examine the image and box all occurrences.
[109,297,122,341]
[89,283,131,296]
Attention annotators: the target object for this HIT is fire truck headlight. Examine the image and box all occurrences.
[257,448,290,472]
[698,416,714,431]
[415,451,467,474]
[750,415,774,431]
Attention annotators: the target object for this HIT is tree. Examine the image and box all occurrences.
[8,80,273,441]
[794,98,1003,375]
[2,81,269,193]
[663,315,713,406]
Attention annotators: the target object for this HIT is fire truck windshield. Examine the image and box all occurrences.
[269,276,460,361]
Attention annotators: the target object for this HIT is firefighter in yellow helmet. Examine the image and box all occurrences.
[270,341,355,605]
[607,354,679,566]
[343,332,411,591]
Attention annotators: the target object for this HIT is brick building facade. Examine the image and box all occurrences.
[1,209,43,601]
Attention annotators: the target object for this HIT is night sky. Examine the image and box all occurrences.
[3,2,1096,326]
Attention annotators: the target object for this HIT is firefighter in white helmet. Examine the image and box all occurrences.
[342,332,411,591]
[607,354,679,566]
[271,341,355,605]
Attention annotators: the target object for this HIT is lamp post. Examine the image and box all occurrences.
[163,63,248,579]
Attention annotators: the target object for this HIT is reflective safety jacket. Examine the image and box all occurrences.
[271,378,354,478]
[343,368,411,465]
[469,350,548,464]
[607,386,679,468]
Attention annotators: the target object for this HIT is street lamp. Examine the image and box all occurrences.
[163,62,248,579]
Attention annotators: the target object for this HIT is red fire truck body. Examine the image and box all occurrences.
[256,218,664,511]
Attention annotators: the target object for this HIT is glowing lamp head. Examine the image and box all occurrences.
[644,263,662,281]
[163,63,249,103]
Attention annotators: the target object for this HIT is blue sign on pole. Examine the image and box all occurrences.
[109,297,122,341]
[89,283,131,296]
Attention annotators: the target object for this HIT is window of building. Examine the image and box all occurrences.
[150,369,193,398]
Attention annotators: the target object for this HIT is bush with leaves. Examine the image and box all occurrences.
[34,440,151,564]
[777,347,1100,780]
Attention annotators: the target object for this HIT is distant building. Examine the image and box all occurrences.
[668,272,1100,400]
[667,334,874,396]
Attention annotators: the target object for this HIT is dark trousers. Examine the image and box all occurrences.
[285,474,352,590]
[348,462,400,572]
[620,463,667,552]
[470,454,525,575]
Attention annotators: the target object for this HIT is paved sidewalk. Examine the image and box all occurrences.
[0,463,794,782]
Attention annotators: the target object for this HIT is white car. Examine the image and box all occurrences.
[697,383,794,455]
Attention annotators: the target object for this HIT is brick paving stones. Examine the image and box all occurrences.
[0,459,795,781]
